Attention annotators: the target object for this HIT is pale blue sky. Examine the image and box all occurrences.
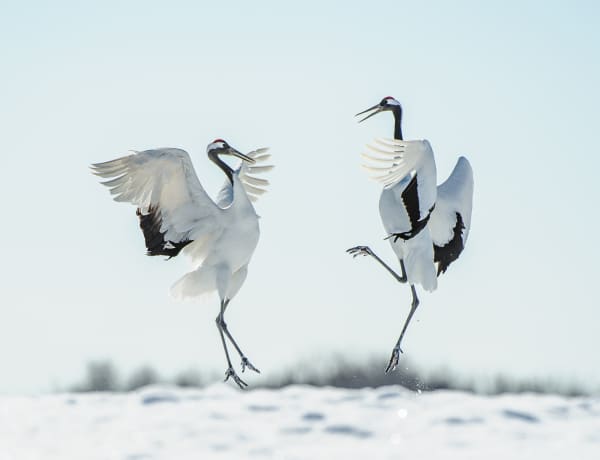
[1,0,599,393]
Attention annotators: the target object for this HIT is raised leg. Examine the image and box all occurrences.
[346,245,407,283]
[386,284,420,373]
[218,299,260,374]
[216,299,247,388]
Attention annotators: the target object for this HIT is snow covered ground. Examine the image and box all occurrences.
[2,384,599,460]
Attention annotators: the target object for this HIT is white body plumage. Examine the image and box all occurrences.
[171,173,261,301]
[362,137,473,288]
[372,139,438,291]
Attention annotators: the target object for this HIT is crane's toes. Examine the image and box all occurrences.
[224,367,248,389]
[385,347,402,373]
[346,246,371,258]
[241,357,260,374]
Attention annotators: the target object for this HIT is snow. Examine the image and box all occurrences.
[2,385,599,459]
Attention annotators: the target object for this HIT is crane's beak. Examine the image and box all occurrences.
[228,147,256,164]
[355,103,383,123]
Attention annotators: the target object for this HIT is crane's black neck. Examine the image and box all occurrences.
[208,151,234,183]
[392,106,403,140]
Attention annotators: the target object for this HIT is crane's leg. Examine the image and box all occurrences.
[218,299,260,374]
[399,260,408,281]
[216,299,247,388]
[386,284,420,373]
[346,245,407,282]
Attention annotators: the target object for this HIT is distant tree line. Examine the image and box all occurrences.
[70,361,204,392]
[69,357,593,397]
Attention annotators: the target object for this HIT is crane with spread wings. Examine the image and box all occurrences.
[92,139,273,388]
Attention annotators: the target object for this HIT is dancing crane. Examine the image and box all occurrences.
[91,139,273,388]
[347,97,473,372]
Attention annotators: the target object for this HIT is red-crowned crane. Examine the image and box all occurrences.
[92,139,273,388]
[347,97,473,372]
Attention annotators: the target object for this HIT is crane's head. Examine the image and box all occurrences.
[206,139,255,163]
[356,96,401,123]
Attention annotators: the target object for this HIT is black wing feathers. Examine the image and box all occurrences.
[136,205,192,259]
[401,175,421,230]
[391,175,434,241]
[433,212,465,276]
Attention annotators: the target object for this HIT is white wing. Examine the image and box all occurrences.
[429,156,474,274]
[91,148,222,256]
[216,147,274,208]
[363,138,437,222]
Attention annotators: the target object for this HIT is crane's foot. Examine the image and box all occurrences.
[385,346,403,373]
[241,357,260,374]
[346,246,372,258]
[224,367,248,389]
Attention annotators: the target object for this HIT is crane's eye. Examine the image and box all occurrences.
[380,99,388,106]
